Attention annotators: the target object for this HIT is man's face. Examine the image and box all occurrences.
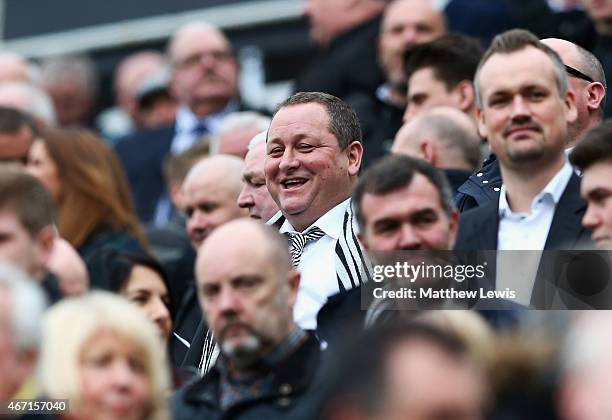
[183,174,247,249]
[170,27,239,117]
[0,126,34,165]
[404,67,461,122]
[197,229,297,368]
[580,160,612,249]
[0,209,44,277]
[265,103,362,231]
[304,0,350,46]
[477,47,576,169]
[381,339,486,420]
[583,0,612,23]
[237,143,280,222]
[379,0,445,87]
[360,174,459,251]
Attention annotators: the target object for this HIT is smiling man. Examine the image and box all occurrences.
[265,92,370,330]
[570,121,612,249]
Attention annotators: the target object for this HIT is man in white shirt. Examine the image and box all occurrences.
[265,92,370,330]
[454,29,593,306]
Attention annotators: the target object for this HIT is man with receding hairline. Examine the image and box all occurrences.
[116,21,243,225]
[172,219,322,419]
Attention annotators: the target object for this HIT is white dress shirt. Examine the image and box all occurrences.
[279,198,361,330]
[496,161,573,304]
[170,103,238,154]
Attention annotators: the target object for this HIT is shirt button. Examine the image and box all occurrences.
[477,173,483,177]
[277,397,291,407]
[494,187,500,192]
[482,180,489,184]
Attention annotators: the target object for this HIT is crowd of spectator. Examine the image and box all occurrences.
[2,0,612,419]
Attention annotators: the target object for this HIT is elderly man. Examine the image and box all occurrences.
[0,263,47,401]
[214,111,271,158]
[172,219,321,419]
[356,0,447,167]
[116,21,243,224]
[392,106,481,194]
[171,154,248,366]
[237,131,280,223]
[265,92,369,330]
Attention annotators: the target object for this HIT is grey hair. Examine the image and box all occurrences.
[247,130,268,151]
[0,262,47,351]
[0,81,57,125]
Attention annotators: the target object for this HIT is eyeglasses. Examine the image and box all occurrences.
[175,50,234,69]
[565,65,594,83]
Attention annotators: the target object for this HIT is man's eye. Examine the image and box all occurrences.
[297,143,314,151]
[184,207,194,218]
[268,147,283,157]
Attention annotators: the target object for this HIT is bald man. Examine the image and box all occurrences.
[172,154,248,365]
[541,38,607,147]
[392,106,481,194]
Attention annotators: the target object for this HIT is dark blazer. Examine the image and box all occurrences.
[455,173,593,308]
[115,124,175,223]
[171,332,323,420]
[295,16,384,100]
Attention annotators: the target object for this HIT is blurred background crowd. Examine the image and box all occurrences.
[1,0,612,419]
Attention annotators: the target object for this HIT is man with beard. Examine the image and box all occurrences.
[116,22,243,225]
[172,219,321,420]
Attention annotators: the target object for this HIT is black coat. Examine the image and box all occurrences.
[115,124,175,223]
[295,16,384,100]
[171,332,323,420]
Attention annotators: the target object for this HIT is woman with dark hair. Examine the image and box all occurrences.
[88,250,173,344]
[25,128,147,261]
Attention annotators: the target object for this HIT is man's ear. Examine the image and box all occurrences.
[456,80,476,113]
[420,140,436,165]
[346,141,363,177]
[586,82,606,113]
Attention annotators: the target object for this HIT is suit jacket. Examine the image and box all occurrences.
[115,124,175,223]
[455,173,590,251]
[455,173,594,308]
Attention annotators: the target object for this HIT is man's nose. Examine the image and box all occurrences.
[237,185,254,209]
[398,223,422,250]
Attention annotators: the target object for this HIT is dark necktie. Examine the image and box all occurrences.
[192,121,208,139]
[286,227,326,268]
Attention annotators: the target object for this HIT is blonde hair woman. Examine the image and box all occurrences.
[39,292,170,420]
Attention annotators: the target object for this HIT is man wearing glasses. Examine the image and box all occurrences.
[116,22,243,224]
[542,38,607,149]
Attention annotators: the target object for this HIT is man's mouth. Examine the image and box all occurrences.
[505,125,541,138]
[281,178,308,190]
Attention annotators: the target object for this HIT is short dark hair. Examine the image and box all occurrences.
[353,154,455,230]
[569,119,612,171]
[0,167,56,236]
[404,33,484,92]
[274,92,362,150]
[0,106,38,136]
[474,29,568,108]
[322,323,468,417]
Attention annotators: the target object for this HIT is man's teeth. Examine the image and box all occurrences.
[284,179,306,186]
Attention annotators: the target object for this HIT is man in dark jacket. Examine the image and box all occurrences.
[172,219,322,420]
